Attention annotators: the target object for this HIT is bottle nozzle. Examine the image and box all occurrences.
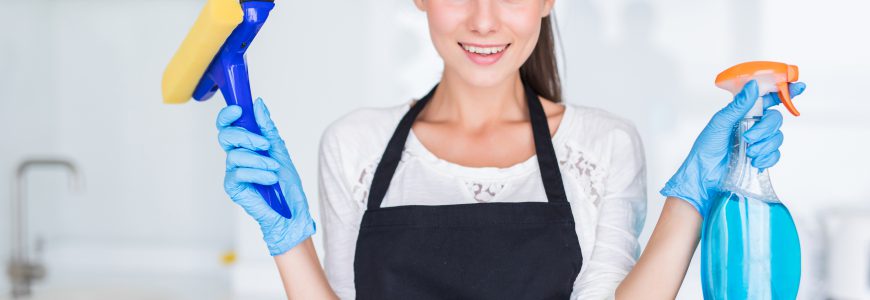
[787,64,799,82]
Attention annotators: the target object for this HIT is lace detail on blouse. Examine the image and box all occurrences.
[557,142,606,206]
[463,181,506,203]
[351,143,606,207]
[351,152,411,207]
[352,161,378,206]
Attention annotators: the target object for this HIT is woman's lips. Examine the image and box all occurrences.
[459,42,510,66]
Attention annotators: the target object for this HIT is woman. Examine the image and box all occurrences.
[215,0,805,299]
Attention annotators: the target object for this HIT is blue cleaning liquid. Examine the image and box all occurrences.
[701,192,801,300]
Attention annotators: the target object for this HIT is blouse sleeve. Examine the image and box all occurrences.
[318,125,365,300]
[571,122,648,299]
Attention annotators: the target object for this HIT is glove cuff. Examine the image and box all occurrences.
[265,217,317,256]
[660,167,711,219]
[266,219,317,256]
[660,184,708,219]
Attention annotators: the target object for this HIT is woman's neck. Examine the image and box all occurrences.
[420,70,528,130]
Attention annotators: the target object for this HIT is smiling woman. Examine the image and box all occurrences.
[209,0,805,299]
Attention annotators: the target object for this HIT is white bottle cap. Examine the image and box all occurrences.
[748,96,764,118]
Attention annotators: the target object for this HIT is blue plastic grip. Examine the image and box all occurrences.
[192,1,292,219]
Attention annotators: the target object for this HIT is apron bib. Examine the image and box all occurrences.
[354,81,583,300]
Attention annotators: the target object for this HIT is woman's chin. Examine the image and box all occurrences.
[452,67,516,88]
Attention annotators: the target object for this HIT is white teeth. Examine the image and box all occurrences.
[462,44,506,55]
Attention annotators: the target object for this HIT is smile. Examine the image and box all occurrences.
[459,43,510,66]
[460,43,508,55]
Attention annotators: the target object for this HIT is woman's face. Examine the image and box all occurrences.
[414,0,555,87]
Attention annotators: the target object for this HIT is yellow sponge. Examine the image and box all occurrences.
[162,0,243,104]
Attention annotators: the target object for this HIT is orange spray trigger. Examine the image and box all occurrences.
[777,82,800,116]
[715,61,801,117]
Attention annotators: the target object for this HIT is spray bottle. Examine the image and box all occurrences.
[702,61,802,299]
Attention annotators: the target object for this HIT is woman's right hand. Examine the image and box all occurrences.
[216,98,316,256]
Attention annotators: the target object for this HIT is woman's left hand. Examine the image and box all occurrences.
[660,80,807,218]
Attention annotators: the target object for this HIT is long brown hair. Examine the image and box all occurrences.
[520,15,562,103]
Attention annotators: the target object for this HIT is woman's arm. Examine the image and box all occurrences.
[616,197,701,299]
[568,122,648,299]
[216,99,337,298]
[274,237,339,299]
[616,81,805,299]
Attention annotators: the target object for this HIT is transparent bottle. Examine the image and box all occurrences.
[702,61,802,299]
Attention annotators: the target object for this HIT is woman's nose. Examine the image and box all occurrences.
[468,0,499,35]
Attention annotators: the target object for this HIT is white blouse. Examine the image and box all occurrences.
[317,99,647,300]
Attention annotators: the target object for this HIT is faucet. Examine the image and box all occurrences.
[7,158,81,298]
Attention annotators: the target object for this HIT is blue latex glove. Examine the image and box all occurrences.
[660,80,807,218]
[216,98,316,255]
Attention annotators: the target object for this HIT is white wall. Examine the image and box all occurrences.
[1,0,58,295]
[2,0,868,299]
[1,0,236,297]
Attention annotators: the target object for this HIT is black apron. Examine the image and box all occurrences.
[354,81,583,300]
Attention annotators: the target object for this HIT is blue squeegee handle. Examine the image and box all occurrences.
[192,1,293,219]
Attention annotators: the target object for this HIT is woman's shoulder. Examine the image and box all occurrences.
[559,102,644,154]
[563,103,638,135]
[319,100,411,158]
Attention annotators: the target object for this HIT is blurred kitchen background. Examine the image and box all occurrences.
[2,0,868,299]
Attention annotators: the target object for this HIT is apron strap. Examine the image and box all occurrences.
[365,84,437,211]
[524,82,570,204]
[366,80,568,210]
